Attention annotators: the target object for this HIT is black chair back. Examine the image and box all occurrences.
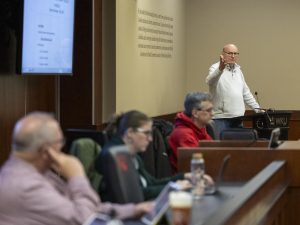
[64,129,108,152]
[206,121,217,140]
[220,128,258,140]
[106,145,144,204]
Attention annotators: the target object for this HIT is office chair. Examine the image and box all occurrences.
[70,138,102,192]
[139,127,172,178]
[104,145,144,204]
[206,121,217,140]
[220,128,258,140]
[64,128,108,152]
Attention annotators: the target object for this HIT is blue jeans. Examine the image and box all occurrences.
[213,118,243,139]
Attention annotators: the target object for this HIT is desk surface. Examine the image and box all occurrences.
[277,140,300,149]
[190,184,243,225]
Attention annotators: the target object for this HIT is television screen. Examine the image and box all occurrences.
[20,0,75,75]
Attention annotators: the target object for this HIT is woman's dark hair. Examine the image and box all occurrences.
[105,110,151,137]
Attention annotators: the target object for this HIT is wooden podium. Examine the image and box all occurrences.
[242,110,292,140]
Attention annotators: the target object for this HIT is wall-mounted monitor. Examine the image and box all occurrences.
[19,0,75,75]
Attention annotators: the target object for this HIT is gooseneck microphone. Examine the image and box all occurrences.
[254,91,260,106]
[253,91,273,124]
[253,92,276,126]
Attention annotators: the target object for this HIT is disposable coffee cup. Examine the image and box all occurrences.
[169,191,193,225]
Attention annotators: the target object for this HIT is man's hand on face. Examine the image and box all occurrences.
[47,148,85,179]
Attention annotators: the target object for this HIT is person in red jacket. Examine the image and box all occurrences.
[168,92,213,173]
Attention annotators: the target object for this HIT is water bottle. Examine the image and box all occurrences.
[190,153,205,198]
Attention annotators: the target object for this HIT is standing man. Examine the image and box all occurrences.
[206,43,260,139]
[168,92,213,173]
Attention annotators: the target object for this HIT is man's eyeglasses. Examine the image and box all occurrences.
[223,51,239,56]
[197,107,213,113]
[136,128,153,137]
[49,138,66,147]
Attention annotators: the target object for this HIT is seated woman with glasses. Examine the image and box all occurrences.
[96,110,194,201]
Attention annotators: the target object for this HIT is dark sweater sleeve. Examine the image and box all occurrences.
[136,155,184,200]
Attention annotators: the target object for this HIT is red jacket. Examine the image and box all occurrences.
[168,112,212,173]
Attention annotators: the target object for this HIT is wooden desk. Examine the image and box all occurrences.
[200,140,269,148]
[277,140,300,149]
[178,147,300,224]
[190,161,288,225]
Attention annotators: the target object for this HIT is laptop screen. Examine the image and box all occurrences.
[83,214,109,225]
[85,182,179,225]
[268,128,281,149]
[141,182,180,225]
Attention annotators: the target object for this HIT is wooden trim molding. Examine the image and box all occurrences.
[244,110,300,140]
[153,110,300,140]
[73,110,300,141]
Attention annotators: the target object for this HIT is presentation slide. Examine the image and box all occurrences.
[21,0,75,74]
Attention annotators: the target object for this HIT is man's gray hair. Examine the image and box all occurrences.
[184,92,212,117]
[12,112,58,152]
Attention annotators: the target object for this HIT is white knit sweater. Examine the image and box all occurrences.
[206,62,259,119]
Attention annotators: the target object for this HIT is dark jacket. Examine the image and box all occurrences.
[139,127,172,179]
[70,138,102,192]
[96,136,184,201]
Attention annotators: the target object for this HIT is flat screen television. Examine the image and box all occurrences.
[19,0,75,75]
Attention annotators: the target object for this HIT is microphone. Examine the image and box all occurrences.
[217,154,231,184]
[253,92,273,123]
[254,91,260,106]
[205,154,231,195]
[254,107,273,126]
[264,110,273,125]
[254,92,275,113]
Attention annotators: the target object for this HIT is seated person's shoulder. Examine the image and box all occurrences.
[171,126,195,137]
[170,127,198,147]
[96,137,123,173]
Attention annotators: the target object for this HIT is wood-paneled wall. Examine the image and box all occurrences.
[0,0,101,165]
[60,0,94,128]
[60,0,102,129]
[0,75,57,165]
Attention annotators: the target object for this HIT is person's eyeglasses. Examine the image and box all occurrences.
[223,51,239,56]
[136,128,153,137]
[49,138,66,147]
[197,107,213,113]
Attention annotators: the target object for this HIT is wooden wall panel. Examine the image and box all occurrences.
[94,0,103,126]
[0,0,101,166]
[288,111,300,140]
[26,76,57,113]
[59,0,103,129]
[0,75,57,166]
[0,76,26,165]
[60,0,103,129]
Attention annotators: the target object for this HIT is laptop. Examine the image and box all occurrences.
[268,128,282,149]
[84,182,180,225]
